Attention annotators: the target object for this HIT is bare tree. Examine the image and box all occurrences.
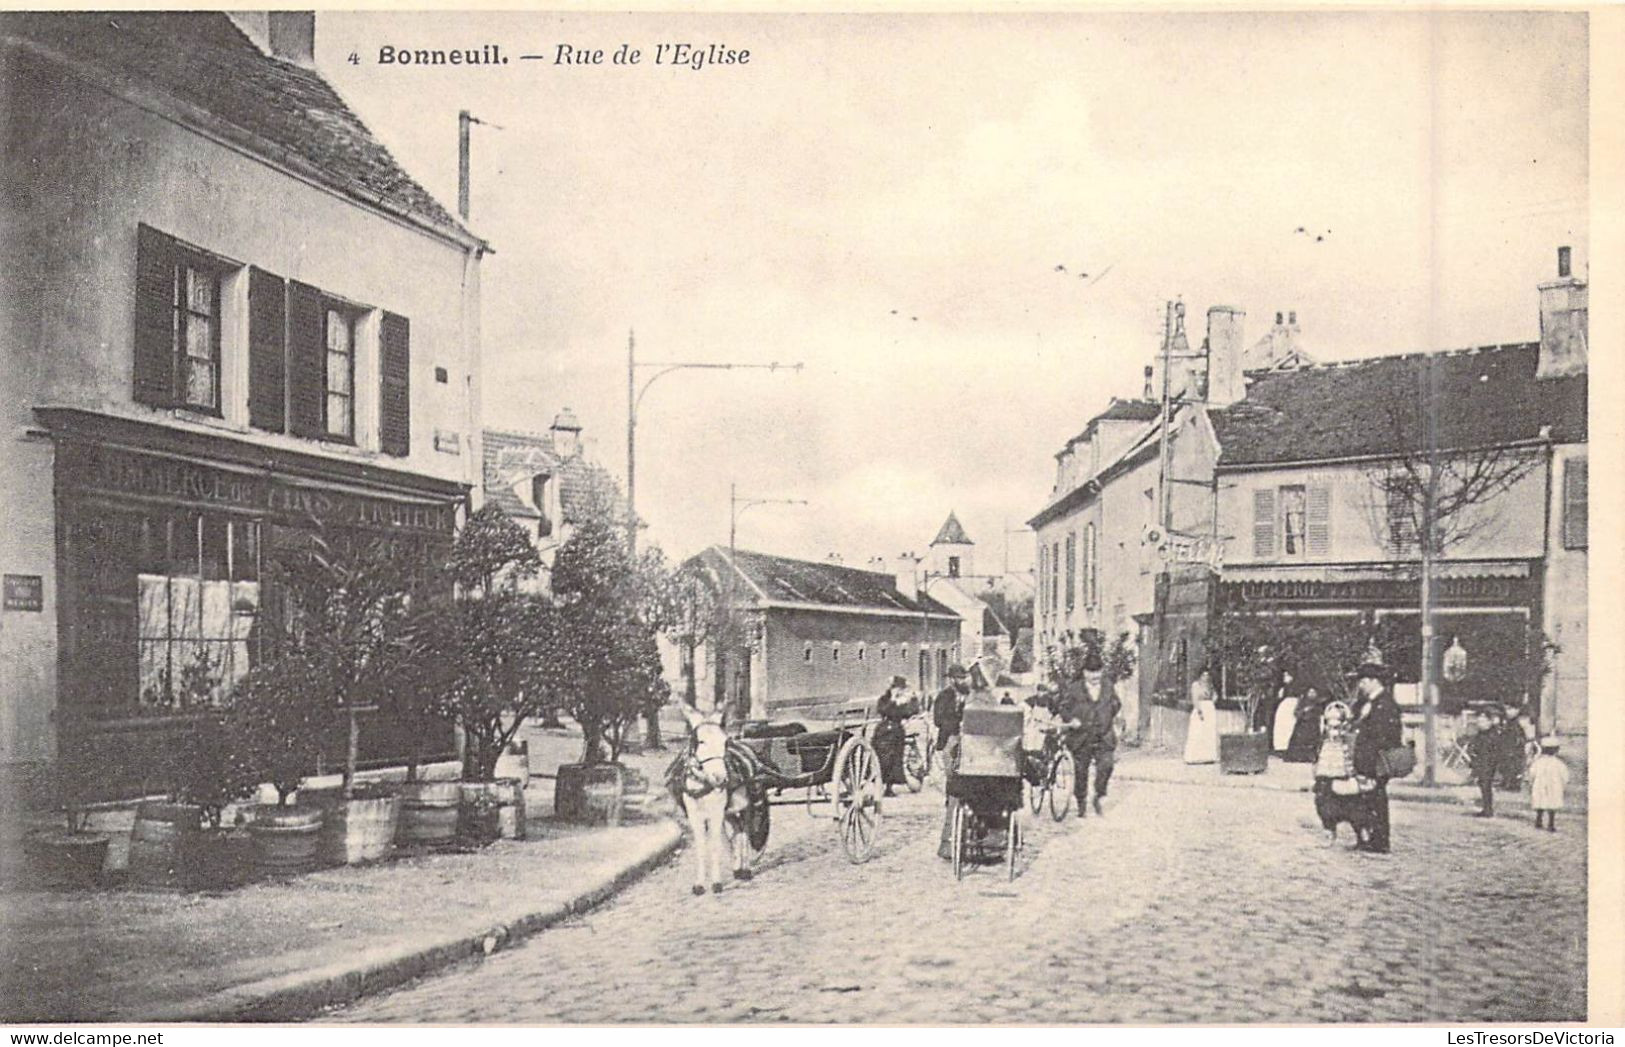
[1362,368,1545,784]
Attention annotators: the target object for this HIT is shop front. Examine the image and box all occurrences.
[1217,561,1544,714]
[38,409,464,803]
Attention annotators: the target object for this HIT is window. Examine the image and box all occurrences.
[176,260,221,412]
[135,513,260,708]
[1386,478,1418,554]
[1280,485,1307,558]
[1089,523,1100,606]
[832,642,841,663]
[324,308,356,440]
[857,643,866,662]
[1252,488,1277,558]
[803,642,813,662]
[880,644,888,661]
[1563,457,1587,549]
[1051,542,1061,612]
[133,225,225,415]
[1037,545,1047,614]
[1065,534,1076,611]
[947,555,960,578]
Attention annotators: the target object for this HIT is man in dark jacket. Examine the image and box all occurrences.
[1350,653,1404,853]
[1054,652,1120,817]
[1466,707,1506,817]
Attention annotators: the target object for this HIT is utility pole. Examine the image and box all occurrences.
[624,338,802,556]
[1155,300,1180,533]
[458,110,471,220]
[726,485,806,721]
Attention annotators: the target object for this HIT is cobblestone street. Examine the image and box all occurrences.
[333,777,1586,1024]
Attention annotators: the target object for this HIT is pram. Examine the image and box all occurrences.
[947,706,1027,881]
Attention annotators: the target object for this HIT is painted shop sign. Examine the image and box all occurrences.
[3,574,44,611]
[60,444,455,535]
[1228,574,1530,604]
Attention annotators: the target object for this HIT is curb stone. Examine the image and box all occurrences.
[1116,767,1587,816]
[131,818,685,1024]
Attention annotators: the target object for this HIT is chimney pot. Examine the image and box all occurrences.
[1289,310,1297,325]
[1558,246,1572,278]
[1275,312,1283,325]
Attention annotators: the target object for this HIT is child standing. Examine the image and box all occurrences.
[1529,736,1570,832]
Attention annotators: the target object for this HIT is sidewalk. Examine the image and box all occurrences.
[1117,737,1589,817]
[0,720,689,1024]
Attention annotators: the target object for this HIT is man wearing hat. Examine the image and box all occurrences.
[1349,648,1404,853]
[1054,650,1121,818]
[934,664,971,859]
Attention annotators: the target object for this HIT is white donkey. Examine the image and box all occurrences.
[669,701,755,896]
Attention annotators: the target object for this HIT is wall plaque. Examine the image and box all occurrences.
[3,574,44,611]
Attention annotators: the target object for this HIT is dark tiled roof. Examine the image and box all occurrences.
[1212,343,1587,467]
[931,512,972,546]
[482,428,626,525]
[693,548,958,618]
[2,12,473,244]
[1061,398,1162,453]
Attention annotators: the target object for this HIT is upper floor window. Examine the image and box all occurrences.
[134,224,412,456]
[1084,522,1098,607]
[176,261,222,412]
[1253,483,1332,560]
[324,307,356,440]
[134,225,226,415]
[947,555,960,578]
[1064,534,1076,610]
[832,642,841,663]
[1563,457,1587,549]
[880,644,888,660]
[857,643,867,662]
[803,642,813,663]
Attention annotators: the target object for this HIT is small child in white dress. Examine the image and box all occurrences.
[1528,736,1570,832]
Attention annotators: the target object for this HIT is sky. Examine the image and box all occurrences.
[316,11,1588,574]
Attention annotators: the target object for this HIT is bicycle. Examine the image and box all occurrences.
[1024,726,1076,822]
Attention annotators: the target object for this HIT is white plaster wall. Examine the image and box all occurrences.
[0,436,59,767]
[1544,445,1588,735]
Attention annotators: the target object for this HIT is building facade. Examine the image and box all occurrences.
[683,548,959,721]
[0,12,487,801]
[1212,256,1587,733]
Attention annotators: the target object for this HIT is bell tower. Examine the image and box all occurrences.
[928,511,974,579]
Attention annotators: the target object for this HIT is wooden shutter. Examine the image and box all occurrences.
[1065,533,1076,610]
[133,224,176,406]
[1306,484,1332,557]
[287,280,324,437]
[247,267,287,432]
[1252,488,1277,559]
[379,311,411,457]
[1563,457,1587,549]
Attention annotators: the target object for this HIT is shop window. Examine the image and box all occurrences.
[137,514,260,709]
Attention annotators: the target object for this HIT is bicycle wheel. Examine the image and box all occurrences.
[1049,749,1075,822]
[1028,763,1045,814]
[951,801,967,881]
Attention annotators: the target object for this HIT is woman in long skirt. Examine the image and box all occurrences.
[1183,667,1219,764]
[872,676,917,797]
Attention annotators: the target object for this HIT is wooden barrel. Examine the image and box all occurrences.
[23,829,111,889]
[127,801,205,890]
[397,780,462,845]
[556,763,626,826]
[460,779,527,840]
[248,805,324,874]
[305,788,400,865]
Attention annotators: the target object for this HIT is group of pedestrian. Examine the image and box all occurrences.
[1467,704,1569,829]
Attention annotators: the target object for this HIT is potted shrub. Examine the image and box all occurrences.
[416,507,546,841]
[127,710,260,891]
[261,529,445,863]
[24,740,114,889]
[231,655,331,875]
[548,494,673,825]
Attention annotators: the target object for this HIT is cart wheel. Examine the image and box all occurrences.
[951,801,967,881]
[840,803,877,864]
[903,737,927,793]
[1049,749,1075,822]
[1007,810,1022,882]
[834,735,882,812]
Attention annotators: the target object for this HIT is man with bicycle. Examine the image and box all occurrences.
[1054,651,1120,818]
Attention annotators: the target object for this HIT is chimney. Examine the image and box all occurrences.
[229,12,316,68]
[868,555,889,575]
[826,552,845,566]
[549,407,582,458]
[1143,365,1154,400]
[894,552,919,600]
[1204,305,1247,406]
[1538,246,1588,378]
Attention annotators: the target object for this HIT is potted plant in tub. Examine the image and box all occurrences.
[261,528,444,863]
[419,506,547,840]
[231,654,332,875]
[548,492,673,825]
